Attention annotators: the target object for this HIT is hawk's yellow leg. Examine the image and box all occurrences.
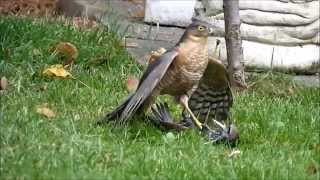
[180,95,227,131]
[180,95,203,129]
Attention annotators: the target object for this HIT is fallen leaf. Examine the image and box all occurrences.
[126,75,139,92]
[148,47,166,65]
[53,42,78,59]
[0,76,8,90]
[52,42,78,65]
[36,103,56,118]
[43,64,72,78]
[228,149,241,158]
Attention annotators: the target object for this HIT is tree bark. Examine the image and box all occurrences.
[223,0,246,87]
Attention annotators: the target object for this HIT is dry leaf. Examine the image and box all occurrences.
[52,42,78,65]
[43,64,72,78]
[126,75,139,92]
[0,76,8,90]
[228,149,241,158]
[53,42,78,59]
[36,103,56,118]
[148,47,166,65]
[43,65,91,88]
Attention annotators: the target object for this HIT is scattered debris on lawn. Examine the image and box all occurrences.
[126,75,139,92]
[148,47,166,65]
[43,64,72,78]
[51,42,78,65]
[36,103,56,118]
[42,64,90,88]
[227,149,241,158]
[0,76,8,90]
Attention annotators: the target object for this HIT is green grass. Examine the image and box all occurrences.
[1,16,319,180]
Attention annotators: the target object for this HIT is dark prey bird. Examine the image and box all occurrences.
[98,18,238,142]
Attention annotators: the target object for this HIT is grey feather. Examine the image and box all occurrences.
[119,49,179,123]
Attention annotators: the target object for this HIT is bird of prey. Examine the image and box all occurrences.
[149,57,239,143]
[98,18,238,143]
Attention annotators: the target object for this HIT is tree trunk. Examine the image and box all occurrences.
[223,0,246,87]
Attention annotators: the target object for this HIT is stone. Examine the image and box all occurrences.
[56,0,106,20]
[144,0,197,27]
[208,37,319,72]
[144,0,320,73]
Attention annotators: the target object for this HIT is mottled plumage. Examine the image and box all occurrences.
[99,19,211,125]
[98,19,238,143]
[185,58,233,129]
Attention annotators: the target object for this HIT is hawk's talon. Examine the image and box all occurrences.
[150,103,239,144]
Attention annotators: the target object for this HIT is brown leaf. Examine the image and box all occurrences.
[0,76,8,90]
[42,64,72,78]
[148,47,166,65]
[126,75,139,92]
[52,42,78,65]
[36,103,56,118]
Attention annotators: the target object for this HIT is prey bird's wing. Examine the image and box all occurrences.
[119,49,179,123]
[186,58,233,124]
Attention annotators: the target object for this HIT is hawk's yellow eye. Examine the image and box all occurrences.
[198,25,205,31]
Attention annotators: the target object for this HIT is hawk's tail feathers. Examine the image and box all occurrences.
[96,95,133,125]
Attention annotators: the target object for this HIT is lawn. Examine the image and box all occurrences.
[0,16,319,180]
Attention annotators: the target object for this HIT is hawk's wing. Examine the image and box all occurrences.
[185,58,233,127]
[119,49,179,123]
